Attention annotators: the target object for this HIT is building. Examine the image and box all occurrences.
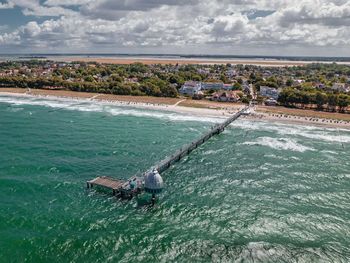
[242,83,252,94]
[197,68,210,74]
[211,91,240,102]
[179,81,202,96]
[332,83,349,92]
[226,69,237,78]
[314,82,325,89]
[192,91,204,100]
[260,86,280,100]
[201,82,224,90]
[223,84,233,90]
[293,79,305,86]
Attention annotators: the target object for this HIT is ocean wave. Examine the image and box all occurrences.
[0,94,220,123]
[232,120,350,143]
[243,137,315,152]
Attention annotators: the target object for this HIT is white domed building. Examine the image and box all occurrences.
[144,169,164,194]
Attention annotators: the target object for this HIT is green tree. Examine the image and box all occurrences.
[337,94,350,112]
[315,92,327,110]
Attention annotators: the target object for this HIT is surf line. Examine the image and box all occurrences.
[87,106,251,200]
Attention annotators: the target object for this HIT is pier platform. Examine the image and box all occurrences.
[87,176,143,198]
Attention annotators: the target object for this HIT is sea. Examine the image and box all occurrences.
[0,94,349,262]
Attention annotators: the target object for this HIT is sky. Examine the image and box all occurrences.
[0,0,349,56]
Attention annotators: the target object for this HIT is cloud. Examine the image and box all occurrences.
[0,0,350,55]
[44,0,93,6]
[80,0,200,20]
[0,1,14,9]
[0,0,76,16]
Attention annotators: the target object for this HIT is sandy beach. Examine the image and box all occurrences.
[1,88,350,129]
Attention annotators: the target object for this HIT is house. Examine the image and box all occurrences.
[293,79,305,86]
[260,86,280,100]
[242,83,252,94]
[211,91,240,102]
[201,82,224,90]
[223,84,233,90]
[314,82,325,89]
[332,83,349,92]
[197,68,210,75]
[179,81,202,96]
[192,91,204,100]
[226,69,237,78]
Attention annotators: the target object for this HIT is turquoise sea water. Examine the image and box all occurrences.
[0,95,350,262]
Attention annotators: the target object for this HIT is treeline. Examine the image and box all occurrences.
[278,87,350,112]
[0,76,178,97]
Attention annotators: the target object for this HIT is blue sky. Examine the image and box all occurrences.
[0,0,350,56]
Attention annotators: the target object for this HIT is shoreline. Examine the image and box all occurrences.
[1,88,350,129]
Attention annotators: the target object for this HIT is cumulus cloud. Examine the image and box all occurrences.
[0,0,349,55]
[0,1,14,8]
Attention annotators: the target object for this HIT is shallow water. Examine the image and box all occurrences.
[0,95,350,262]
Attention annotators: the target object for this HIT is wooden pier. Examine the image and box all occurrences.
[87,106,250,197]
[154,106,249,174]
[87,176,142,198]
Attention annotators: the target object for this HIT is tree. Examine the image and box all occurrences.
[327,94,338,112]
[315,92,327,110]
[337,94,350,112]
[300,91,310,108]
[286,79,293,86]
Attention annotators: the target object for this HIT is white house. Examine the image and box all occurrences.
[179,81,202,96]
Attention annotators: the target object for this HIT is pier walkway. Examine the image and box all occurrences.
[87,106,250,197]
[154,106,249,174]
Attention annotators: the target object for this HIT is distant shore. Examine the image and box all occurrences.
[54,56,325,67]
[47,55,350,67]
[1,88,350,129]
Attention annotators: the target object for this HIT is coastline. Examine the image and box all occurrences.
[1,88,350,129]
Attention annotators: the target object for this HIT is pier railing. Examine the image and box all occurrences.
[88,106,250,197]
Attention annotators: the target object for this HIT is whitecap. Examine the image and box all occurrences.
[232,120,350,144]
[0,94,220,123]
[243,137,315,152]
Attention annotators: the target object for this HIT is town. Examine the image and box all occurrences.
[0,60,350,113]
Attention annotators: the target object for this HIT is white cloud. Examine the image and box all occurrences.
[0,0,350,55]
[0,1,14,9]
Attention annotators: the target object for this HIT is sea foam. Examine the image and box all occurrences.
[0,94,220,123]
[243,137,315,152]
[232,120,350,144]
